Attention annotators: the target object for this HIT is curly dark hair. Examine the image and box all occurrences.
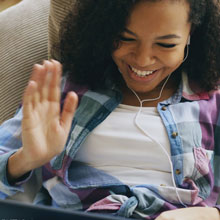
[58,0,220,91]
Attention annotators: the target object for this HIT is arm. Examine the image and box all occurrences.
[155,207,220,220]
[7,60,78,182]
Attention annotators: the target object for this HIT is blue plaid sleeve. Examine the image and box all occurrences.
[0,108,32,199]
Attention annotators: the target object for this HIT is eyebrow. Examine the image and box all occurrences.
[124,28,181,40]
[155,35,181,40]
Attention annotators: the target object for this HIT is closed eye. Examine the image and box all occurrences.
[157,43,177,48]
[119,36,136,42]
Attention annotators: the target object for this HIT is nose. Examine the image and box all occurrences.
[133,43,156,67]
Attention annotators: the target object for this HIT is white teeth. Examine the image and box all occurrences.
[131,66,154,77]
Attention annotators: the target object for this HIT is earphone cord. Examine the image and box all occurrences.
[182,44,189,63]
[129,74,187,208]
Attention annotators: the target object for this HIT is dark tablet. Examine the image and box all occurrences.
[0,199,130,220]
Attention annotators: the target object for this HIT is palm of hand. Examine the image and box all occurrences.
[21,60,78,168]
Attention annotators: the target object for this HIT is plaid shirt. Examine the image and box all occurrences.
[0,71,220,219]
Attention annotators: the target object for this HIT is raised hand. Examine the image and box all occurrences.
[8,60,78,180]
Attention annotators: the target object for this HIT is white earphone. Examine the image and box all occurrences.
[187,36,191,45]
[130,84,187,208]
[182,36,190,62]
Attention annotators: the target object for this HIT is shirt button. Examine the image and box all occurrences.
[175,169,181,175]
[171,132,178,138]
[161,106,167,111]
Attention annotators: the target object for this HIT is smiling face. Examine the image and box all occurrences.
[112,0,191,98]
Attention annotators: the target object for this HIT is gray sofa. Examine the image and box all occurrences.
[0,0,72,124]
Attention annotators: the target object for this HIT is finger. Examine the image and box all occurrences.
[41,60,55,101]
[32,88,41,109]
[22,80,38,118]
[30,63,48,102]
[33,64,47,92]
[48,60,62,102]
[30,64,44,82]
[30,65,45,107]
[60,92,78,133]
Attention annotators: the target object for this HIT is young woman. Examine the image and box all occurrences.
[1,0,220,219]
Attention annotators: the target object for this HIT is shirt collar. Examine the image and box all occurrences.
[160,71,210,105]
[181,71,210,101]
[63,69,210,106]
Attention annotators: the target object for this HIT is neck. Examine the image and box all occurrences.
[121,73,181,107]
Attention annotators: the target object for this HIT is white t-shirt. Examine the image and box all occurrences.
[75,104,173,186]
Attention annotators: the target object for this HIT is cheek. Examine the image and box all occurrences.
[159,49,185,68]
[112,49,127,68]
[112,45,186,69]
[112,48,126,61]
[111,50,118,63]
[112,44,134,62]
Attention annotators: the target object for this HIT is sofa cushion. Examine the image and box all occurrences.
[0,0,75,124]
[0,0,50,124]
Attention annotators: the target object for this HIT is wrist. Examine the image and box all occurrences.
[7,148,35,182]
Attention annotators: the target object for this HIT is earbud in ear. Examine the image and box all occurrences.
[187,36,191,45]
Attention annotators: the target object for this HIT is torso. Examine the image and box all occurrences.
[74,104,172,186]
